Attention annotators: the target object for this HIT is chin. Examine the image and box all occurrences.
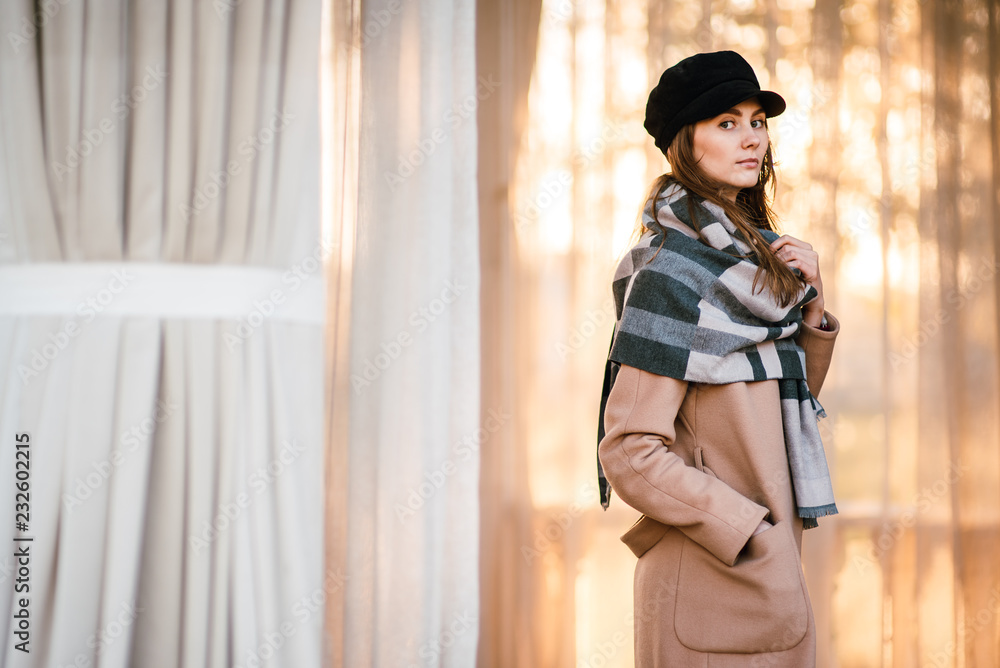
[728,179,759,191]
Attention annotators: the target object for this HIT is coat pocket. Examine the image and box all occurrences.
[620,515,671,558]
[673,521,809,654]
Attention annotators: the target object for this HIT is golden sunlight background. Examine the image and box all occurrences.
[510,0,1000,666]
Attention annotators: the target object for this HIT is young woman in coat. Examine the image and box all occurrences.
[597,51,839,667]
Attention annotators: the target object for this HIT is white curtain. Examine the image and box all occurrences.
[0,1,325,666]
[325,0,482,665]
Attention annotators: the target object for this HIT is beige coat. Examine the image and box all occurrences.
[598,313,839,667]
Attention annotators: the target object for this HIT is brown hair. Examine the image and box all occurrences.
[641,123,804,307]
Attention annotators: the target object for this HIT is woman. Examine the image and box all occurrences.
[597,51,839,666]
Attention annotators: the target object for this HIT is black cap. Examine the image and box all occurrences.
[644,51,786,154]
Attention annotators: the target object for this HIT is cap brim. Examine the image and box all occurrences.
[754,90,786,117]
[674,81,786,129]
[722,82,786,117]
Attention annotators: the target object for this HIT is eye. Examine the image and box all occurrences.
[719,120,736,129]
[751,118,766,129]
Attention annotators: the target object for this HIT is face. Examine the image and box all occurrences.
[691,97,769,200]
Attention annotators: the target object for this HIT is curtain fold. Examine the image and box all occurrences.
[326,0,482,666]
[0,2,325,666]
[475,0,545,665]
[801,2,842,661]
[322,0,359,663]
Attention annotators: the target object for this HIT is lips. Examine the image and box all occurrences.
[737,158,759,168]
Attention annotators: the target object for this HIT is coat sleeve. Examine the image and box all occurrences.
[598,364,769,567]
[795,310,840,398]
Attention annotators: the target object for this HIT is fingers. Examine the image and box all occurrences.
[770,235,823,287]
[770,234,813,252]
[774,245,818,268]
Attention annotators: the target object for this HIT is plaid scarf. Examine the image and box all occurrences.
[597,183,837,528]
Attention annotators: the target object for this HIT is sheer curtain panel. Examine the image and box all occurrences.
[326,0,482,666]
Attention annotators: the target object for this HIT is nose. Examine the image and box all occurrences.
[742,124,760,149]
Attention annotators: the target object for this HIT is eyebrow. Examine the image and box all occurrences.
[721,106,766,117]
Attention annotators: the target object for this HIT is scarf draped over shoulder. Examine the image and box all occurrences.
[597,183,837,528]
